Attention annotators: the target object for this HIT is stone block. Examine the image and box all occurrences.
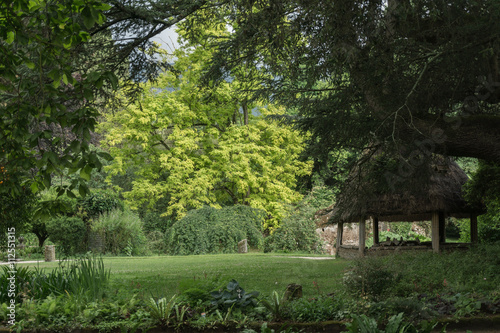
[238,239,248,253]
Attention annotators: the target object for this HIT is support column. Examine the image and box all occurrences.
[373,216,379,245]
[359,218,366,257]
[439,211,446,244]
[431,211,440,253]
[470,214,478,244]
[336,222,343,257]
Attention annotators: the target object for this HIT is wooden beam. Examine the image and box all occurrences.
[431,211,440,253]
[336,222,343,257]
[359,218,366,257]
[470,214,478,244]
[373,216,379,245]
[439,211,446,244]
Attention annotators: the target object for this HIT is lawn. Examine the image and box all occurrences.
[19,253,349,299]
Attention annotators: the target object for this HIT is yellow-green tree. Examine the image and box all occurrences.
[100,27,312,230]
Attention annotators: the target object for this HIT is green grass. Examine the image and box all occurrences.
[18,253,348,299]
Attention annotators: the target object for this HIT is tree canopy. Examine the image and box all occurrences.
[3,0,500,227]
[196,0,500,166]
[100,27,312,228]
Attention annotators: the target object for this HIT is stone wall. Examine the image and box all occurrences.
[317,221,432,256]
[337,243,470,259]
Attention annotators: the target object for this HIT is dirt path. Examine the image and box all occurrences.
[0,260,62,265]
[273,256,335,260]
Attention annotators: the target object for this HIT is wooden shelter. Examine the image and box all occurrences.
[319,155,484,257]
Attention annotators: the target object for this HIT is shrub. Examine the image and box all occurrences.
[78,190,124,219]
[343,259,399,301]
[264,186,332,253]
[92,209,148,255]
[263,206,321,253]
[164,205,265,255]
[46,216,86,255]
[142,211,173,234]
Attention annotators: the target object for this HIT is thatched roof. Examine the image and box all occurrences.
[318,155,484,224]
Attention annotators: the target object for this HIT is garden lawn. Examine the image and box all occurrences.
[21,253,348,299]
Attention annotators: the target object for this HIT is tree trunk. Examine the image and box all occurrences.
[34,232,48,248]
[242,102,249,126]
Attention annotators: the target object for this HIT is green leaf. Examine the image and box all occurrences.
[83,89,94,101]
[83,128,91,142]
[80,165,92,181]
[97,152,113,161]
[79,183,89,197]
[106,72,119,89]
[82,6,96,29]
[30,181,39,194]
[6,31,15,44]
[43,173,51,189]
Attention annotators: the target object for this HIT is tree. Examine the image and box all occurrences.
[100,27,312,229]
[0,0,121,203]
[195,0,500,167]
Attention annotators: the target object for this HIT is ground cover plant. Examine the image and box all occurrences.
[3,246,500,331]
[341,244,500,326]
[0,253,347,331]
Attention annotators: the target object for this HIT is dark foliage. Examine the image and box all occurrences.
[164,205,265,255]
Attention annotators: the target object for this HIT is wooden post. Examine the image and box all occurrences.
[431,211,440,253]
[359,218,366,257]
[373,216,379,245]
[439,211,446,244]
[335,222,344,258]
[470,214,478,244]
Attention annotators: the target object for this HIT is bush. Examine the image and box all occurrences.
[78,190,124,219]
[92,209,148,255]
[142,211,173,234]
[264,186,333,253]
[456,202,500,244]
[263,206,322,253]
[343,259,399,301]
[164,205,265,255]
[46,216,86,255]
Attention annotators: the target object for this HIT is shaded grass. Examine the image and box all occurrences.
[18,253,348,299]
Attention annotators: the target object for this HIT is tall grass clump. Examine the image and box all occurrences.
[0,256,110,304]
[92,208,148,255]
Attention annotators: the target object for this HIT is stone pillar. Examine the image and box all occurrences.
[45,245,56,262]
[470,214,478,244]
[359,218,366,257]
[373,216,379,245]
[431,212,440,253]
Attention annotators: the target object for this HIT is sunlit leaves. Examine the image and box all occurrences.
[101,28,312,229]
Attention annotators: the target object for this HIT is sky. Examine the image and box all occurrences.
[150,26,179,52]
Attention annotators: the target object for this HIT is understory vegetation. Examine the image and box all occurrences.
[1,247,500,331]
